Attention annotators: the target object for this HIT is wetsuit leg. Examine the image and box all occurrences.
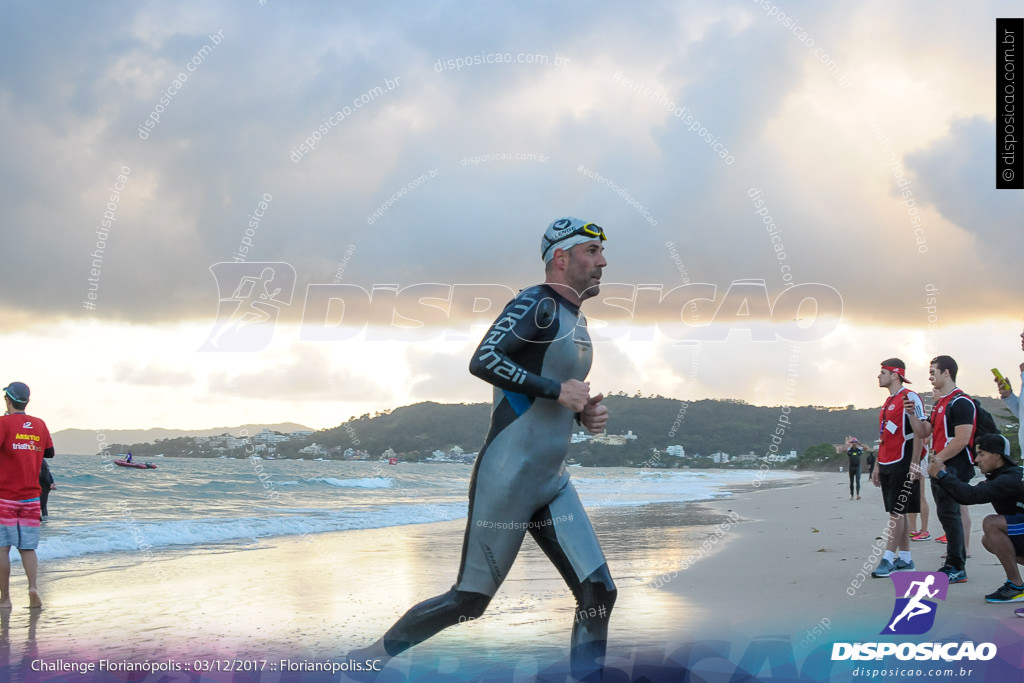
[528,505,617,683]
[380,587,490,656]
[380,470,530,657]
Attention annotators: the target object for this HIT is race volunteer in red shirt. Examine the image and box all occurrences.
[871,359,927,578]
[913,356,976,585]
[0,381,53,609]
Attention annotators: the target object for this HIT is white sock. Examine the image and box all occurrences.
[883,550,895,562]
[898,550,911,562]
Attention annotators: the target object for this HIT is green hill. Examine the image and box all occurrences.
[107,395,1019,467]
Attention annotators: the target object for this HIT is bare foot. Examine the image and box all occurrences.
[28,590,42,609]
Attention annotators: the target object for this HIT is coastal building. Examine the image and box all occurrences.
[253,429,290,445]
[766,450,798,463]
[711,451,730,464]
[666,445,684,458]
[570,431,591,444]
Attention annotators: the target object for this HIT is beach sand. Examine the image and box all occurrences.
[663,474,1024,681]
[6,472,1024,681]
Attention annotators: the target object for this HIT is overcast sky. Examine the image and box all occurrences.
[1,1,1021,436]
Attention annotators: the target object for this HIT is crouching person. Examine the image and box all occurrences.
[928,434,1024,604]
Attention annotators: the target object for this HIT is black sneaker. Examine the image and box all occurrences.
[985,581,1024,603]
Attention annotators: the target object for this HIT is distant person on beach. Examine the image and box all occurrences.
[38,460,56,518]
[0,382,53,608]
[928,434,1024,603]
[909,356,976,584]
[994,326,1024,455]
[847,438,863,499]
[352,218,614,681]
[866,450,876,479]
[870,359,926,578]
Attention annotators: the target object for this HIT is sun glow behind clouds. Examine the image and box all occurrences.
[8,310,1020,432]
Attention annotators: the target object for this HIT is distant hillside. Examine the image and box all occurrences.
[72,394,1018,465]
[320,395,1017,459]
[54,423,313,455]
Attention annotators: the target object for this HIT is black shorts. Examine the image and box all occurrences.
[1006,513,1024,557]
[878,461,920,514]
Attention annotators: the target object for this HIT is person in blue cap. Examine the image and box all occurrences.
[0,382,54,608]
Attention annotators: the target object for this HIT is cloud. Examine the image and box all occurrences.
[904,116,1024,271]
[406,347,484,403]
[113,362,195,387]
[207,346,392,402]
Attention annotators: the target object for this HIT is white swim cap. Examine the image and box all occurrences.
[541,217,606,262]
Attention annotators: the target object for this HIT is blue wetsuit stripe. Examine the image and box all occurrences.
[503,390,531,416]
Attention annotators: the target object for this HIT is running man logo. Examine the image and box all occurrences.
[881,571,948,635]
[201,263,296,352]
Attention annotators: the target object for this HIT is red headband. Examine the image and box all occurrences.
[881,365,911,383]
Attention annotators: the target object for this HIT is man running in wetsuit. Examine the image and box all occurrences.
[352,217,615,682]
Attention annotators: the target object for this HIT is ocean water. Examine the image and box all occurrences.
[36,454,799,571]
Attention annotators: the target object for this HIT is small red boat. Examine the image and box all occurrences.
[114,459,157,469]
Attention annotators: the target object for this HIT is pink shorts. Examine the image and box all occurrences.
[0,498,41,549]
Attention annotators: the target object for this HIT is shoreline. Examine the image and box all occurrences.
[2,475,799,676]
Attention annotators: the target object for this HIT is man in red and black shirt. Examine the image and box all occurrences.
[871,359,927,578]
[0,381,53,609]
[914,356,976,584]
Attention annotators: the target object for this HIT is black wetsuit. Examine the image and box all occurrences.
[848,446,863,497]
[39,460,54,517]
[380,284,616,681]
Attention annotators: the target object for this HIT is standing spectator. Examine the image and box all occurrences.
[0,382,53,608]
[995,326,1024,455]
[871,359,927,577]
[847,438,864,500]
[911,356,976,584]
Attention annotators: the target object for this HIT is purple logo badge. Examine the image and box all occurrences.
[881,571,948,635]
